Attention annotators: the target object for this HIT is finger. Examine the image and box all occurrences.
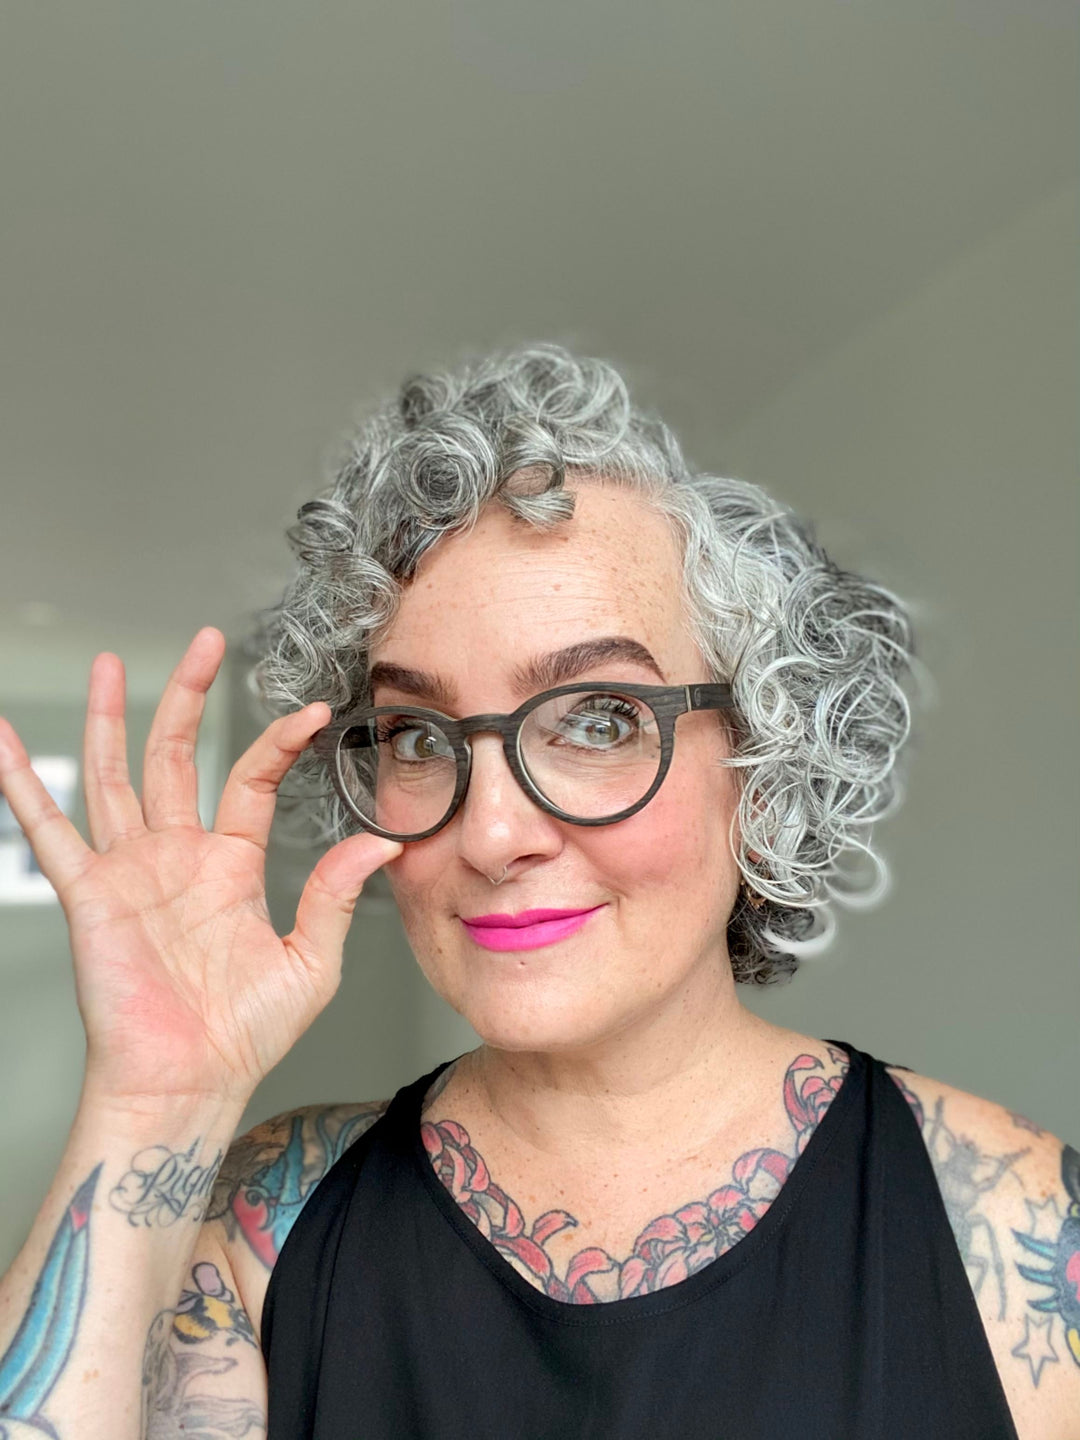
[0,718,95,899]
[212,702,332,850]
[142,628,227,831]
[83,652,146,850]
[285,833,404,982]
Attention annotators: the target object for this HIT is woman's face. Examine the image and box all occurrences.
[376,480,746,1053]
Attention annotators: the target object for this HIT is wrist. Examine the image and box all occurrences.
[69,1081,250,1235]
[76,1073,253,1138]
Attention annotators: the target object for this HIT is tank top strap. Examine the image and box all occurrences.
[386,1056,458,1124]
[377,1055,460,1152]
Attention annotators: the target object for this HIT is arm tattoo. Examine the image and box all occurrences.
[888,1074,1029,1322]
[422,1045,850,1304]
[110,1139,224,1228]
[0,1166,100,1433]
[143,1261,264,1438]
[888,1070,1080,1388]
[206,1103,389,1270]
[1008,1111,1045,1137]
[1010,1142,1080,1385]
[926,1094,1028,1323]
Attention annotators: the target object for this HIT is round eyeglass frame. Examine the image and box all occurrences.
[309,680,736,843]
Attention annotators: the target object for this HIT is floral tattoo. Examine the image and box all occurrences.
[421,1046,849,1304]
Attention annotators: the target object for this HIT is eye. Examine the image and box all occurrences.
[376,718,454,762]
[556,695,642,748]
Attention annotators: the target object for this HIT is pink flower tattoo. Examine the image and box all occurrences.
[422,1049,848,1304]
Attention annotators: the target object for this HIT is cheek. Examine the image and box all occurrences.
[590,766,731,883]
[386,865,463,1001]
[385,854,443,936]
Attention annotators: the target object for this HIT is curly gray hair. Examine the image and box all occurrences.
[244,341,923,985]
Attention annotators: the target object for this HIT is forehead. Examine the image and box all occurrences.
[373,481,688,676]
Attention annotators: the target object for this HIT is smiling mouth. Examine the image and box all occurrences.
[459,905,607,952]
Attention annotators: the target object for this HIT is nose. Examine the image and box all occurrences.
[460,731,529,817]
[453,731,559,875]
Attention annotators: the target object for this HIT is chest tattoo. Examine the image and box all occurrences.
[422,1046,849,1304]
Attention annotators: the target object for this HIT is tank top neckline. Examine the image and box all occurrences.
[397,1037,867,1327]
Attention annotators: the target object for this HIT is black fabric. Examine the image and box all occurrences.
[260,1039,1019,1438]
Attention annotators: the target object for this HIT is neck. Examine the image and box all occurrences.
[461,963,792,1167]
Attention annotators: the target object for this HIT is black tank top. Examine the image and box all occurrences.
[260,1039,1019,1438]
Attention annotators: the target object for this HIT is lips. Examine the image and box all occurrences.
[460,907,598,929]
[460,905,606,953]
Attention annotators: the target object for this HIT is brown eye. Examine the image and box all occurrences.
[377,717,454,763]
[556,696,642,749]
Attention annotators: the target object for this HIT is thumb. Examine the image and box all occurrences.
[287,833,404,974]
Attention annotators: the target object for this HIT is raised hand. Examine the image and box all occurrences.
[0,627,402,1111]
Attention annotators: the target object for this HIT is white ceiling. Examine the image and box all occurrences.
[0,0,1074,652]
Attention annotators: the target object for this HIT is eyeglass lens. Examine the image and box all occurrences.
[338,688,663,836]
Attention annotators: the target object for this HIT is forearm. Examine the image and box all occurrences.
[0,1084,250,1440]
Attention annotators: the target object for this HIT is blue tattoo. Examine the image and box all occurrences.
[1011,1142,1080,1383]
[0,1166,101,1434]
[221,1109,376,1268]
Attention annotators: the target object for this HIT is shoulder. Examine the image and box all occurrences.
[203,1099,391,1339]
[883,1062,1080,1440]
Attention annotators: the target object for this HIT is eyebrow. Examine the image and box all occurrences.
[367,635,667,711]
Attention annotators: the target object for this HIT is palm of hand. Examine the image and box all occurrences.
[0,629,402,1112]
[66,825,324,1105]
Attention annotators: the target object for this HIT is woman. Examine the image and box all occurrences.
[0,344,1074,1439]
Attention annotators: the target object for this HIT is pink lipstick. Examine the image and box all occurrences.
[460,905,607,952]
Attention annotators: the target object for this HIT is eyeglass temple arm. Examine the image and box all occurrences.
[685,682,734,711]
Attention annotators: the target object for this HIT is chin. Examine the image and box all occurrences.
[452,988,625,1055]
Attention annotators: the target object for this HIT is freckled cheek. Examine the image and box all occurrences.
[591,779,722,885]
[382,863,451,968]
[384,852,445,908]
[385,886,464,998]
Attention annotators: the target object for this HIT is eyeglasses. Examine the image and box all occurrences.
[310,681,735,842]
